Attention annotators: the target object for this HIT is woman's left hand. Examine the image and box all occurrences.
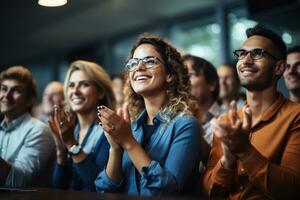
[97,103,135,150]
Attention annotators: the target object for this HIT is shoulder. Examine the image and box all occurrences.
[170,114,201,134]
[281,101,300,125]
[282,100,300,113]
[172,114,199,125]
[22,115,51,136]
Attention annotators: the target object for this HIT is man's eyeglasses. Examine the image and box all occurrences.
[125,56,164,72]
[233,48,278,61]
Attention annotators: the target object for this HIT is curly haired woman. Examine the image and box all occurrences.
[95,33,202,196]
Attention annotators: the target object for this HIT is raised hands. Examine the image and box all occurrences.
[97,103,134,150]
[211,101,253,167]
[49,105,76,149]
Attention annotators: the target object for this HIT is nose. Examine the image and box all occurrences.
[290,64,300,73]
[2,88,13,99]
[242,52,254,64]
[134,60,147,72]
[69,84,80,95]
[220,77,226,85]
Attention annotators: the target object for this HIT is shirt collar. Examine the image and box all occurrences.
[133,110,165,131]
[240,92,286,124]
[260,92,286,122]
[208,102,222,117]
[0,112,30,131]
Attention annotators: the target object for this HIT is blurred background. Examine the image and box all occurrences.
[0,0,299,102]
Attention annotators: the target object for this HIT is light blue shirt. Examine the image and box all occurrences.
[0,112,54,187]
[95,110,201,196]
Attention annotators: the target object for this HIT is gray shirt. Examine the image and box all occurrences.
[0,112,54,187]
[202,102,225,145]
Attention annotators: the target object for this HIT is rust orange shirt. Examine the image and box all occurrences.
[202,93,300,199]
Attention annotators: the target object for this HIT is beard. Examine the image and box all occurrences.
[239,72,274,91]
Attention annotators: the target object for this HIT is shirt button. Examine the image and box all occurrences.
[239,186,244,190]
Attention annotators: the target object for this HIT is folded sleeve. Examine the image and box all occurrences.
[95,168,124,193]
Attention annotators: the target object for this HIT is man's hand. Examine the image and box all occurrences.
[211,101,253,166]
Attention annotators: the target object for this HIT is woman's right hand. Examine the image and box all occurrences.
[49,108,68,164]
[97,107,123,151]
[51,105,76,146]
[48,114,64,149]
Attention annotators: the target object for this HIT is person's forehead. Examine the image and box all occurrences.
[218,66,234,75]
[45,85,63,94]
[242,35,274,52]
[133,44,161,59]
[287,52,300,62]
[1,79,24,88]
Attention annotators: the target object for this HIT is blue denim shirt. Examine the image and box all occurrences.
[95,110,201,196]
[0,113,54,187]
[53,122,109,191]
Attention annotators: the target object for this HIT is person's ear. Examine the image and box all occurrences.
[166,74,173,83]
[275,60,286,77]
[98,92,104,101]
[209,81,217,93]
[27,96,35,108]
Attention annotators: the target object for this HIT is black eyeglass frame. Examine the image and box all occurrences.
[233,48,279,61]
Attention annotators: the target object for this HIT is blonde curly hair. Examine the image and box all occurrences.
[123,33,193,121]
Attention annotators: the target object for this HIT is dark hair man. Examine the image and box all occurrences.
[202,24,300,199]
[283,45,300,102]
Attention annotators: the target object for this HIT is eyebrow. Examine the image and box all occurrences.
[69,80,91,83]
[287,61,300,67]
[1,84,26,90]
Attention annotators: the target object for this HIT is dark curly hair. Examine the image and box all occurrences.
[123,33,192,121]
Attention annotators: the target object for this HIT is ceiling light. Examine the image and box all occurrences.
[38,0,67,7]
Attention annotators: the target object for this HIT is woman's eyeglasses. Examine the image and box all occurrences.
[125,56,164,72]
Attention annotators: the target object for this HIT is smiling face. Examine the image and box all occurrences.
[0,79,32,120]
[67,70,102,114]
[284,52,300,92]
[185,59,213,101]
[129,44,170,98]
[217,65,240,100]
[42,82,64,114]
[236,35,278,91]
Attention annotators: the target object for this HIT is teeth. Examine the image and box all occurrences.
[72,98,84,104]
[135,75,149,81]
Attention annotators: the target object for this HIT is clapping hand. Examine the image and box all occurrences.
[49,105,76,148]
[211,101,252,161]
[97,103,134,150]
